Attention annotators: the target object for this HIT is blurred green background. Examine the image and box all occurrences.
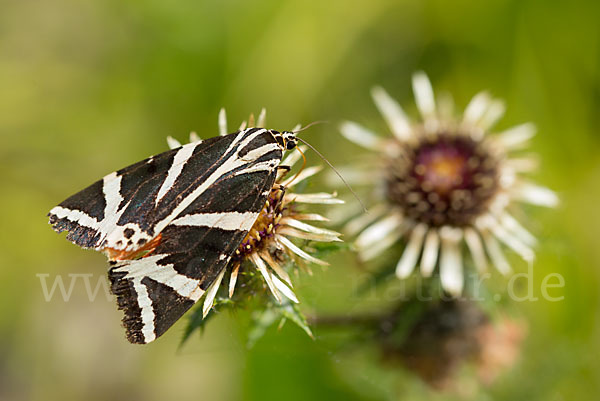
[1,0,599,400]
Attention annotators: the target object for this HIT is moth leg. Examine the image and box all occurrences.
[272,184,287,199]
[276,165,291,180]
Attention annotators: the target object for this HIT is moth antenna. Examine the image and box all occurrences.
[293,120,329,134]
[296,137,367,212]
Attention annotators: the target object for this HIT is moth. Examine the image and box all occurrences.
[49,126,300,344]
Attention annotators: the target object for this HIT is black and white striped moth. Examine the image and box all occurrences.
[48,125,300,344]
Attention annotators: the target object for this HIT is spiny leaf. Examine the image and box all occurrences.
[246,301,314,348]
[179,296,233,347]
[247,307,281,348]
[279,302,314,339]
[179,304,217,347]
[309,240,351,259]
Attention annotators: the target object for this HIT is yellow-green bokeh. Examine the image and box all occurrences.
[1,0,599,400]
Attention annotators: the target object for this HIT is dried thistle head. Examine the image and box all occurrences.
[378,299,526,390]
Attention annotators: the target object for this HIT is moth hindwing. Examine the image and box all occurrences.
[49,127,296,344]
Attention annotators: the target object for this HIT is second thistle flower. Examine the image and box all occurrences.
[340,72,558,295]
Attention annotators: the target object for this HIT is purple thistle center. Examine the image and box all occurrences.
[386,134,499,227]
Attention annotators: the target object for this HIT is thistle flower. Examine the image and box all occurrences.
[170,109,343,319]
[378,299,526,390]
[340,72,558,295]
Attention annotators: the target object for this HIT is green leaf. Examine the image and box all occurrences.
[309,241,351,259]
[279,302,314,339]
[179,304,216,348]
[247,307,281,348]
[246,301,314,348]
[179,296,234,348]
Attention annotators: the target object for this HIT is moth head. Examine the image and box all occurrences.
[272,130,298,151]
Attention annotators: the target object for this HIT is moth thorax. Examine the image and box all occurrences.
[385,133,500,227]
[234,187,286,261]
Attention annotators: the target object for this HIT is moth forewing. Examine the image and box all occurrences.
[49,127,295,344]
[49,129,280,251]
